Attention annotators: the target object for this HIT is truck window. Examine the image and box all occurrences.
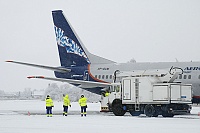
[110,86,115,92]
[115,85,120,92]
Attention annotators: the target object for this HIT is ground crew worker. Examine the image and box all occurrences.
[105,90,110,97]
[45,95,54,117]
[63,94,71,116]
[78,94,87,117]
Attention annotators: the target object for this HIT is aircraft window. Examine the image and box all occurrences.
[188,75,191,79]
[179,75,182,79]
[95,75,97,78]
[198,75,200,79]
[184,75,187,79]
[102,75,105,79]
[106,75,108,79]
[110,75,112,79]
[98,75,101,79]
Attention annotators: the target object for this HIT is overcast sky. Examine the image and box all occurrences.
[1,0,200,92]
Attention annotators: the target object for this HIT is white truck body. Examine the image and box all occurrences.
[101,76,192,117]
[121,77,192,104]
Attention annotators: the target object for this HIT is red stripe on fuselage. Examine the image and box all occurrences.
[87,64,109,83]
[193,96,200,99]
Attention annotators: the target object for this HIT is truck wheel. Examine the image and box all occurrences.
[152,108,159,117]
[130,111,142,116]
[112,103,126,116]
[162,105,174,117]
[152,113,158,117]
[144,105,155,117]
[162,112,174,117]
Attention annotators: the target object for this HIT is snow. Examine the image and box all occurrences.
[0,100,200,133]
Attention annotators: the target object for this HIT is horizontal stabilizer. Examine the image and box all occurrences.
[27,76,111,88]
[6,60,71,73]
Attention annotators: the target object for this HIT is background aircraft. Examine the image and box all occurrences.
[6,10,200,103]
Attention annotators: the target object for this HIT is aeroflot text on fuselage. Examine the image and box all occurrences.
[184,67,200,71]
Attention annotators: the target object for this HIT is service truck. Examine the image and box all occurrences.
[101,67,192,117]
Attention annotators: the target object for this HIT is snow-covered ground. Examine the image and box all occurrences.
[0,100,200,133]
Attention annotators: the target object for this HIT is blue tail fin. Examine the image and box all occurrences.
[52,10,115,67]
[52,10,90,67]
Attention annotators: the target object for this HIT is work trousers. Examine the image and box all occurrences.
[46,107,52,117]
[63,106,69,116]
[81,106,87,116]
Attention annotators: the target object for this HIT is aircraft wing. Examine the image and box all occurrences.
[27,76,111,88]
[6,60,71,73]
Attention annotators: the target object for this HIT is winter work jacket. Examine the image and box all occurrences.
[105,92,110,97]
[79,97,87,107]
[46,97,54,107]
[63,95,71,106]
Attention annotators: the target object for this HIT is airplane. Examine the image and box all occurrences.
[6,10,200,103]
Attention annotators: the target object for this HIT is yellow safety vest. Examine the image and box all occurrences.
[79,97,87,106]
[46,98,54,107]
[105,92,110,97]
[63,95,71,106]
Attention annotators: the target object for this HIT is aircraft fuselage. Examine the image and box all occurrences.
[54,61,200,98]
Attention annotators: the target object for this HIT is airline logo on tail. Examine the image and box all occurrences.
[54,26,90,64]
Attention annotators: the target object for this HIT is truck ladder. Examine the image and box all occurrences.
[135,78,140,111]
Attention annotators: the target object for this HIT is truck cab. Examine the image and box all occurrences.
[100,83,121,112]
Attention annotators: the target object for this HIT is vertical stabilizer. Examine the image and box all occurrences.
[52,10,115,67]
